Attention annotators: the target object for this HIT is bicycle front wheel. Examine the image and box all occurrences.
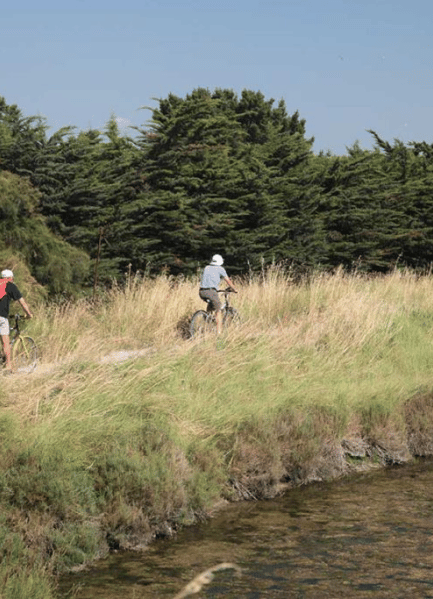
[190,310,213,338]
[12,336,38,372]
[223,307,241,327]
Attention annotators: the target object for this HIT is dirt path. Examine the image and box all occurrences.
[13,347,154,377]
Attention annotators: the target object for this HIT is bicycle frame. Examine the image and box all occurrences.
[218,289,233,311]
[10,314,22,344]
[1,314,38,372]
[189,288,239,338]
[204,288,235,313]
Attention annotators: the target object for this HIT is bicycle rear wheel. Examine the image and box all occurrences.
[190,310,213,338]
[223,307,241,327]
[12,336,38,372]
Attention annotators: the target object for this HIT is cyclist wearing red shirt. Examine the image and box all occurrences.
[0,270,33,372]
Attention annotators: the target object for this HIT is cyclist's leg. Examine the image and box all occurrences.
[215,310,223,335]
[199,289,223,334]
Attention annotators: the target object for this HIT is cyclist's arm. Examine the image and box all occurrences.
[18,298,33,318]
[223,276,237,293]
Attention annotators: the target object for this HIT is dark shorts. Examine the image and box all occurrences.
[199,288,221,312]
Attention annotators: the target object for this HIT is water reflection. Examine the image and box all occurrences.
[60,460,433,598]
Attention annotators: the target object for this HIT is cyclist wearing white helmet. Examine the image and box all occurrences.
[199,254,237,334]
[0,269,33,373]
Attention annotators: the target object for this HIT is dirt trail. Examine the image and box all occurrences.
[13,347,153,377]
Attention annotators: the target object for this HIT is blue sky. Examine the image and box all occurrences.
[1,0,432,155]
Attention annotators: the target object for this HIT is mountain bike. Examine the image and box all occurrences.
[1,314,38,373]
[189,288,240,338]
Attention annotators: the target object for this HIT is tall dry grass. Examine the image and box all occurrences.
[5,266,433,450]
[7,266,433,445]
[26,267,430,360]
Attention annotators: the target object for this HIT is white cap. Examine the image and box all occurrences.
[1,269,13,278]
[210,254,224,266]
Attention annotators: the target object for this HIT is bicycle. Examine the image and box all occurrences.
[1,314,38,373]
[189,288,240,338]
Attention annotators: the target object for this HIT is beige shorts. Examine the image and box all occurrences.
[0,317,10,336]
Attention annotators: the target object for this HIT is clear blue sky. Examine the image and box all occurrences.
[2,0,432,155]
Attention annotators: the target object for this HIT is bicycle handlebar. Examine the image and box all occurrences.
[218,288,237,293]
[10,314,28,330]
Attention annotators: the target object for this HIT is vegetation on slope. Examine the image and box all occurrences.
[1,269,433,597]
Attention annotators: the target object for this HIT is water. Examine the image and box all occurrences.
[60,460,433,598]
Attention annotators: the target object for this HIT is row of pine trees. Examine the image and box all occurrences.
[1,89,433,295]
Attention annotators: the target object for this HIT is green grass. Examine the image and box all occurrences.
[2,268,433,597]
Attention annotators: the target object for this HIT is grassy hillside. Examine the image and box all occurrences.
[2,268,433,598]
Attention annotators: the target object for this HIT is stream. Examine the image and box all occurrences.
[59,459,433,598]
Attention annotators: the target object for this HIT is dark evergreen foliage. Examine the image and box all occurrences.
[2,91,433,294]
[129,88,316,273]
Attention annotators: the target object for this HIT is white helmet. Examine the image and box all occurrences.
[210,254,224,266]
[1,269,13,279]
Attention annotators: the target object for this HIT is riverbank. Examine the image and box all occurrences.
[2,269,433,598]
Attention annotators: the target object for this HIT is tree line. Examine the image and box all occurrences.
[1,89,433,296]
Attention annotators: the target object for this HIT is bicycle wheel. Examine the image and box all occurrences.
[190,310,213,338]
[12,336,38,372]
[223,307,241,327]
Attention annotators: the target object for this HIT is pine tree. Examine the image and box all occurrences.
[237,104,316,267]
[314,138,412,271]
[369,134,433,269]
[0,171,89,294]
[0,96,47,177]
[37,118,142,284]
[128,88,316,274]
[127,88,249,273]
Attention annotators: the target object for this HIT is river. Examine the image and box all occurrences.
[59,459,433,598]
